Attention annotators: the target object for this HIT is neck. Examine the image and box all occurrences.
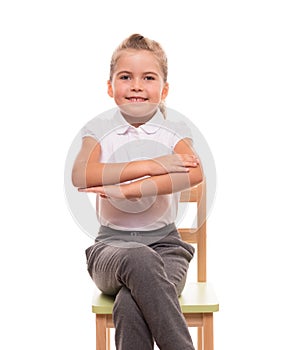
[118,104,159,127]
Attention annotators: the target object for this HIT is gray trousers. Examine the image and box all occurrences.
[86,223,195,350]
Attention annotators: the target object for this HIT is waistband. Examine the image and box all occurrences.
[96,223,177,244]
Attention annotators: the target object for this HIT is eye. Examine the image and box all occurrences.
[120,75,131,80]
[144,75,155,80]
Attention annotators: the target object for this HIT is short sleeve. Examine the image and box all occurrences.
[171,120,193,140]
[165,108,194,146]
[80,108,118,141]
[81,124,98,140]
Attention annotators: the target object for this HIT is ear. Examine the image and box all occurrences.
[107,80,114,98]
[161,82,169,100]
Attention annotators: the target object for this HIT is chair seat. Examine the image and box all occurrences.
[92,282,219,315]
[179,282,219,313]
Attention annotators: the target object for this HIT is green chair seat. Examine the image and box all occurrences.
[92,282,219,315]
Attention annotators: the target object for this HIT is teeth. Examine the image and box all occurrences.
[129,98,146,102]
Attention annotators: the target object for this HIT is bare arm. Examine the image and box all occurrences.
[78,138,203,198]
[72,137,199,188]
[125,138,203,197]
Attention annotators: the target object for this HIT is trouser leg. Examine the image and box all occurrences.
[152,235,194,296]
[115,245,193,350]
[113,286,154,350]
[86,239,195,350]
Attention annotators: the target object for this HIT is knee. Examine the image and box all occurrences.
[117,246,167,288]
[122,245,163,271]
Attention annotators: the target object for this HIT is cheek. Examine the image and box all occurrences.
[112,81,125,94]
[108,83,123,98]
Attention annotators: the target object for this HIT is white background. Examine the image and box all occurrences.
[1,0,281,349]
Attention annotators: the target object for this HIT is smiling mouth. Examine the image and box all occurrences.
[126,97,148,102]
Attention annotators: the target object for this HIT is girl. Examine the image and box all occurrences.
[72,34,202,350]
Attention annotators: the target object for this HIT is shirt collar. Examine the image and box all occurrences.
[115,108,165,135]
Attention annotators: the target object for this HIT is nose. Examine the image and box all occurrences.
[130,78,143,91]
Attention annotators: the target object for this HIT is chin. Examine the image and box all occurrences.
[119,102,158,120]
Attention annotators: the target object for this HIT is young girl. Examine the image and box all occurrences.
[72,34,202,350]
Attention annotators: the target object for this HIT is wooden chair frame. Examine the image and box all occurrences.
[92,181,219,349]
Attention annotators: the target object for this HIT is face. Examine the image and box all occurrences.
[107,49,169,123]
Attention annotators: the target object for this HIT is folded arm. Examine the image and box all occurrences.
[77,137,203,198]
[72,136,199,188]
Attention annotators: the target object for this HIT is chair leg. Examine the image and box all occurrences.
[197,327,203,350]
[106,328,111,349]
[96,314,109,350]
[203,313,213,350]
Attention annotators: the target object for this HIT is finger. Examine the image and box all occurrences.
[183,155,199,162]
[186,160,199,167]
[78,187,99,193]
[174,166,190,172]
[177,160,198,168]
[78,187,89,192]
[177,154,199,163]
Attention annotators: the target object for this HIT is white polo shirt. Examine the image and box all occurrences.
[81,108,192,231]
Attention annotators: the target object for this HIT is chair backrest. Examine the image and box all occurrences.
[178,180,207,282]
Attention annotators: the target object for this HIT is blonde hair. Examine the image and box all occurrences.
[109,34,168,116]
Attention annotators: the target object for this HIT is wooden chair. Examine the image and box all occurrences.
[91,181,219,349]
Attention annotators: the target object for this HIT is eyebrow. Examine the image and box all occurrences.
[116,70,159,76]
[143,71,159,76]
[116,70,131,76]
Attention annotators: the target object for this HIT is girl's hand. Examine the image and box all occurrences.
[78,185,126,199]
[150,154,199,176]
